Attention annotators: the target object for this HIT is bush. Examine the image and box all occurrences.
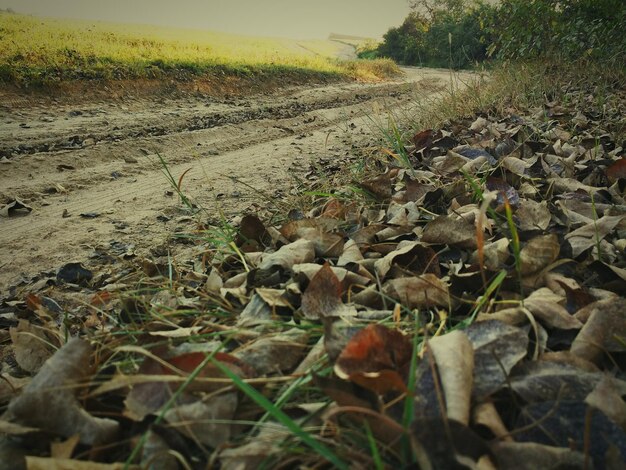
[375,0,626,70]
[375,2,489,69]
[486,0,626,65]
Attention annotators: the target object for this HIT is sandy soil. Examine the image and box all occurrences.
[0,68,465,290]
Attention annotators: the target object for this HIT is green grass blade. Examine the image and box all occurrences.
[211,359,348,470]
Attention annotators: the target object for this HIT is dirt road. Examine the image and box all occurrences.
[0,68,462,290]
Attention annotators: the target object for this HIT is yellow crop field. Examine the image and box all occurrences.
[0,12,398,86]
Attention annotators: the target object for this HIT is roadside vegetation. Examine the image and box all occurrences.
[0,11,398,87]
[361,0,626,70]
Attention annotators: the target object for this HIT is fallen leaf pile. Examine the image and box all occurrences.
[1,85,625,469]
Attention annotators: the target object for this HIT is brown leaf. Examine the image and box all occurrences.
[466,320,528,398]
[334,324,412,394]
[25,457,138,470]
[519,234,560,276]
[490,442,585,469]
[422,215,477,249]
[125,350,252,421]
[300,262,350,320]
[236,214,271,250]
[383,274,452,309]
[5,339,119,445]
[606,157,626,185]
[428,331,474,425]
[359,172,392,200]
[585,376,626,431]
[374,241,440,279]
[516,199,551,232]
[234,328,308,375]
[524,288,582,330]
[9,320,58,374]
[259,239,315,271]
[279,220,344,257]
[163,391,238,448]
[571,297,626,364]
[565,214,625,257]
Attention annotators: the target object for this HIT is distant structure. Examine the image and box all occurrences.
[328,33,375,43]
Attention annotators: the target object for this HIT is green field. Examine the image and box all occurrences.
[0,12,399,87]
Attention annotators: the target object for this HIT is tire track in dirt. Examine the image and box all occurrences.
[0,68,469,290]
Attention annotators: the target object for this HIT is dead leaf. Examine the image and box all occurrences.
[234,328,308,375]
[466,320,528,398]
[9,320,58,373]
[491,442,585,469]
[586,376,626,431]
[25,457,138,469]
[428,330,474,424]
[374,240,440,279]
[383,274,452,309]
[5,339,119,445]
[519,234,560,275]
[259,239,315,271]
[524,288,582,330]
[565,214,625,257]
[300,262,352,320]
[516,199,551,231]
[0,198,32,217]
[334,324,412,395]
[422,215,477,249]
[571,297,626,364]
[163,391,238,448]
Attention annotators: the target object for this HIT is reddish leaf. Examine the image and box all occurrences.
[25,293,42,312]
[334,324,413,394]
[90,291,112,307]
[606,157,626,184]
[412,128,437,149]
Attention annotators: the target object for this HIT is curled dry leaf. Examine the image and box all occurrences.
[382,274,452,310]
[422,215,477,249]
[0,198,32,217]
[9,320,58,374]
[490,442,586,470]
[466,320,528,398]
[471,237,509,271]
[337,238,364,266]
[300,262,352,320]
[524,288,582,330]
[163,391,238,448]
[428,330,474,425]
[374,240,440,279]
[125,350,253,421]
[516,199,551,231]
[5,338,119,445]
[565,214,625,258]
[234,328,309,375]
[571,297,626,364]
[585,376,626,431]
[25,457,138,470]
[258,239,315,271]
[519,234,560,276]
[334,324,412,395]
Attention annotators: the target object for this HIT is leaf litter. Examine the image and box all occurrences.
[1,84,626,469]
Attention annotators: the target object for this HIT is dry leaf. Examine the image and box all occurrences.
[422,215,477,249]
[5,339,119,445]
[383,274,452,309]
[428,330,474,425]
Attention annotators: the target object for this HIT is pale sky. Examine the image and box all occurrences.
[0,0,412,39]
